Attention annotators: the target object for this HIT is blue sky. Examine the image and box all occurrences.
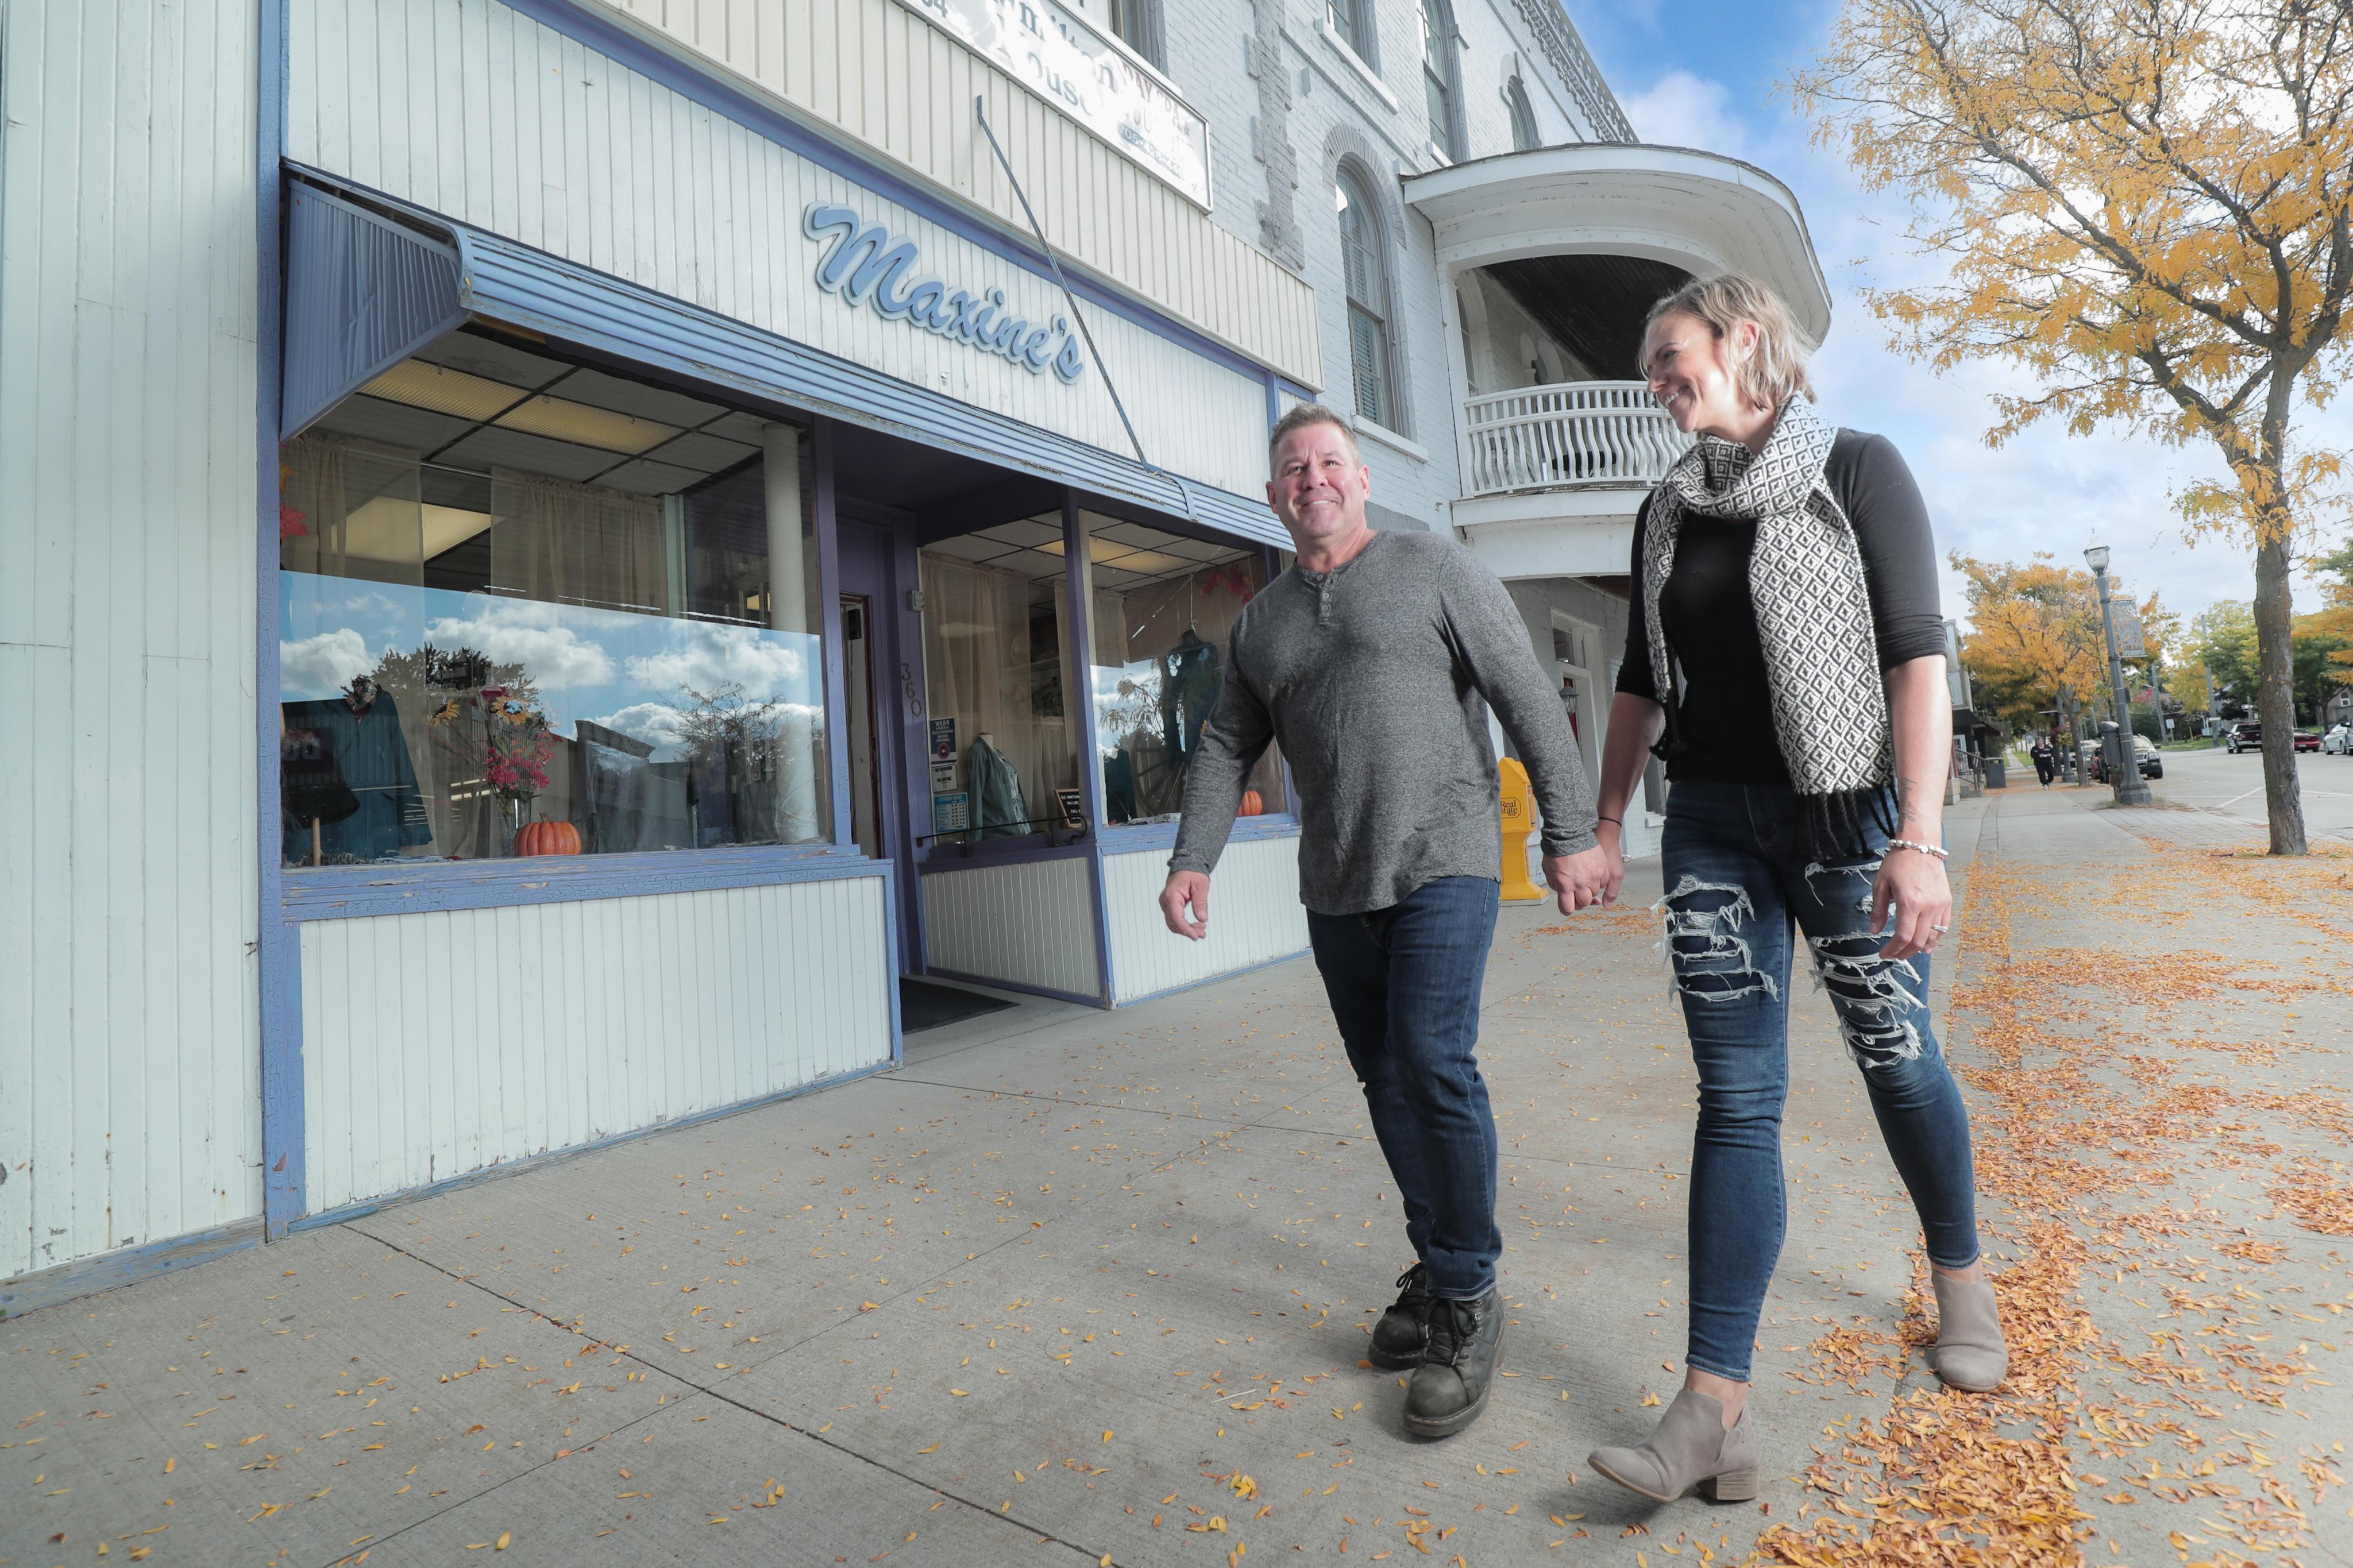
[1563,0,2338,626]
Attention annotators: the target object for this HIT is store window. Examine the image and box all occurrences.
[1421,0,1463,161]
[919,516,1079,844]
[1506,74,1541,151]
[1336,168,1399,431]
[1079,515,1285,824]
[277,327,826,867]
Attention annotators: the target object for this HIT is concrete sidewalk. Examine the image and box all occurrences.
[6,786,2347,1567]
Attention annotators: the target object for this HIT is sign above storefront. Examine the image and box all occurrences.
[898,0,1213,208]
[803,203,1087,385]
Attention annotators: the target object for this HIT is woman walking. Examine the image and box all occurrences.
[1579,275,2005,1505]
[2030,735,2055,787]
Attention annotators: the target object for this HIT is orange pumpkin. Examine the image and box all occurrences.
[514,819,583,857]
[1237,789,1264,818]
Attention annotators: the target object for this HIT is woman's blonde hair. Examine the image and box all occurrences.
[1638,273,1815,410]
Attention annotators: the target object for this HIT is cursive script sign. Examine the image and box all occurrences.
[802,202,1087,386]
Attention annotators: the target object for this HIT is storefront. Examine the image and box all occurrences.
[250,0,1320,1238]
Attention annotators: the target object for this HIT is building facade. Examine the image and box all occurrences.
[2,0,1823,1305]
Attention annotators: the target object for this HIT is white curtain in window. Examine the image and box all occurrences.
[489,469,668,613]
[921,553,1071,827]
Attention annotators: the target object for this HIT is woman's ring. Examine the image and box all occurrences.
[1931,922,1950,932]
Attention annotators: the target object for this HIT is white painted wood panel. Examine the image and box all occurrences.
[1102,837,1308,1004]
[0,0,264,1279]
[920,857,1100,998]
[586,0,1319,385]
[297,877,893,1212]
[290,0,1284,498]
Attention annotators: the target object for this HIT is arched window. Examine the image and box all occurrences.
[1506,74,1540,151]
[1336,168,1398,430]
[1420,0,1464,161]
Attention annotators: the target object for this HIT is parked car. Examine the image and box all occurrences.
[2294,729,2322,752]
[2227,721,2262,753]
[2086,733,2163,782]
[2326,723,2352,754]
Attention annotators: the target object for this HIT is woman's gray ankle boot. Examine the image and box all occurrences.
[1930,1271,2008,1391]
[1588,1391,1760,1503]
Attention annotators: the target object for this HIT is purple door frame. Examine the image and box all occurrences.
[834,519,925,971]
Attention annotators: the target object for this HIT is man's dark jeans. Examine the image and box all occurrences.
[1306,875,1502,1301]
[1660,783,1982,1382]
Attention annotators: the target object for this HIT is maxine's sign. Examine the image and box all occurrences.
[802,202,1087,386]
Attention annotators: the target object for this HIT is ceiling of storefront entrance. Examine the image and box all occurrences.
[922,513,1249,593]
[308,326,775,495]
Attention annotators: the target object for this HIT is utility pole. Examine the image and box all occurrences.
[2085,545,2151,805]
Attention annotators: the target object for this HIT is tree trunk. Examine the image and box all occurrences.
[2252,526,2306,855]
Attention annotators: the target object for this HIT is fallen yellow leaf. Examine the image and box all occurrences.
[917,1442,941,1454]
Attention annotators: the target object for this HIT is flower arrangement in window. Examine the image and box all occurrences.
[431,682,556,804]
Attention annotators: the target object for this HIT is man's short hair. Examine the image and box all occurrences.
[1267,402,1363,476]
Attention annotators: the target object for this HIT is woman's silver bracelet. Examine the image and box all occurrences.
[1887,838,1949,861]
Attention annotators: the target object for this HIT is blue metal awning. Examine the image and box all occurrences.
[280,168,1286,551]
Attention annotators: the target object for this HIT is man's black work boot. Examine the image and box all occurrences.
[1368,1263,1433,1370]
[1402,1288,1503,1436]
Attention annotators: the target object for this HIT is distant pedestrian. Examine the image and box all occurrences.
[1581,274,2007,1506]
[1160,404,1610,1438]
[2031,736,2055,787]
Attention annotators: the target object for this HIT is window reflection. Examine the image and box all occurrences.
[1081,514,1283,824]
[278,328,825,866]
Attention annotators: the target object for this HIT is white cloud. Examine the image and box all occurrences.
[421,597,616,689]
[279,628,376,695]
[624,624,812,701]
[1620,69,1759,161]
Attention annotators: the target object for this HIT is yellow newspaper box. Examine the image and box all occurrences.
[1497,756,1546,902]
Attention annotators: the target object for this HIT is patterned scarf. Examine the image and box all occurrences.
[1640,396,1893,803]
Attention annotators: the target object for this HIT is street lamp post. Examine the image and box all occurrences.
[2085,545,2152,805]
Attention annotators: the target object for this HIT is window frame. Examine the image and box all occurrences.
[1506,74,1541,152]
[1335,163,1403,435]
[1419,0,1465,161]
[1326,0,1379,69]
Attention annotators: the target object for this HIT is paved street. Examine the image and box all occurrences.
[2127,743,2353,843]
[5,785,2348,1567]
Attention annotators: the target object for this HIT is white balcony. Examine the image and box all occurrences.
[1463,382,1689,496]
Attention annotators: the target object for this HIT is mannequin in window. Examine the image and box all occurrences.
[966,731,1029,840]
[281,674,433,864]
[1159,629,1223,763]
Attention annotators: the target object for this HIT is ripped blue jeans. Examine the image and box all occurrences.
[1660,783,1981,1383]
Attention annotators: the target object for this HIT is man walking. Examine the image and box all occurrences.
[1160,404,1613,1436]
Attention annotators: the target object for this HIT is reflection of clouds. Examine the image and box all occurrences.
[625,624,812,700]
[422,596,615,688]
[587,702,691,759]
[280,628,377,695]
[333,590,402,625]
[588,699,826,762]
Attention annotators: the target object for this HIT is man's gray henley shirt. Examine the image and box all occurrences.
[1169,530,1598,916]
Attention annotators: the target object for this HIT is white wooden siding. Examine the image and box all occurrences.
[0,0,264,1279]
[920,858,1100,997]
[287,0,1286,497]
[584,0,1318,385]
[1103,838,1307,1004]
[298,877,893,1213]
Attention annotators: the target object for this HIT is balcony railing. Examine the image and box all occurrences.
[1461,382,1690,496]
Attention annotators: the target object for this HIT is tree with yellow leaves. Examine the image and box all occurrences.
[1952,552,2173,735]
[1796,0,2353,852]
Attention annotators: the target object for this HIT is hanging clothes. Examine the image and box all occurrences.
[1159,631,1223,763]
[966,736,1031,840]
[282,691,433,863]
